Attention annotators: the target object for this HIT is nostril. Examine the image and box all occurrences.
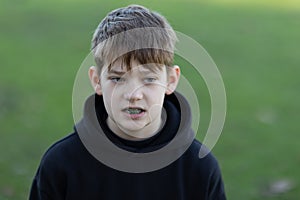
[124,86,144,101]
[124,92,143,102]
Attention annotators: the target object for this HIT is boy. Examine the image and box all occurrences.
[29,5,226,200]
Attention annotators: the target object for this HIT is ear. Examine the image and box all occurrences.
[88,66,102,95]
[166,65,180,95]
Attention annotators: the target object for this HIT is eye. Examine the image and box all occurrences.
[144,77,157,84]
[110,77,125,83]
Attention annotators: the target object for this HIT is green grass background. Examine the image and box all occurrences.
[1,0,300,199]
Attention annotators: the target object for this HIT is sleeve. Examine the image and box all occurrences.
[29,168,52,200]
[29,149,67,200]
[207,162,226,200]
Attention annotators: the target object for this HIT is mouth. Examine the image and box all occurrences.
[123,107,146,119]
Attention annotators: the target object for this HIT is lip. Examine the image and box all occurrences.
[122,107,146,119]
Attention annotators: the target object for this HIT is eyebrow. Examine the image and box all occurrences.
[139,70,158,75]
[107,70,126,75]
[108,69,159,76]
[139,67,161,74]
[141,64,163,74]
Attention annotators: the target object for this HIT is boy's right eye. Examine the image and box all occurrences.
[110,77,125,83]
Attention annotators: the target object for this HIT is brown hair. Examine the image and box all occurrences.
[91,5,177,72]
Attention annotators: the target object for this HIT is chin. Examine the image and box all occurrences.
[119,123,147,134]
[121,126,145,134]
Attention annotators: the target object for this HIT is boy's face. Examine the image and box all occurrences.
[89,59,180,140]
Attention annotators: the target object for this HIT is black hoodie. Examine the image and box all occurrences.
[29,92,226,200]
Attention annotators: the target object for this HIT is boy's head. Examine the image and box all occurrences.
[89,5,180,140]
[91,4,177,72]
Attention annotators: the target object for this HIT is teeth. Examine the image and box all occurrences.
[126,108,142,114]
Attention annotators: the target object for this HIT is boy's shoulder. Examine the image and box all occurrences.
[39,132,85,168]
[182,139,221,174]
[43,133,79,155]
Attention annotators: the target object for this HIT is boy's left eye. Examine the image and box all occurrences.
[144,77,157,83]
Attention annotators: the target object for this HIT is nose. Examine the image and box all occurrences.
[123,82,144,102]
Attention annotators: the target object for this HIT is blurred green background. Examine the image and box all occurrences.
[1,0,300,199]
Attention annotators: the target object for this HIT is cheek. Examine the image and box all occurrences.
[147,87,166,104]
[101,88,113,110]
[103,86,121,109]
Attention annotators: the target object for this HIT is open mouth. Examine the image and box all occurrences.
[125,108,145,115]
[122,107,146,119]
